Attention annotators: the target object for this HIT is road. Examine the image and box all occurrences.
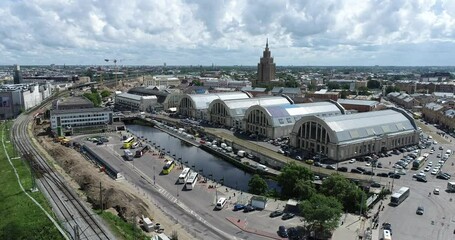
[369,121,455,240]
[76,133,301,240]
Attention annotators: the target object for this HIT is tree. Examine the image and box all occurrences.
[385,86,400,95]
[100,90,111,98]
[277,162,313,199]
[248,174,268,195]
[319,174,366,213]
[367,80,381,89]
[293,179,316,200]
[299,193,343,238]
[83,92,102,107]
[357,86,370,95]
[326,82,340,90]
[340,90,348,99]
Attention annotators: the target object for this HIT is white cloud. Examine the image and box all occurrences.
[0,0,455,65]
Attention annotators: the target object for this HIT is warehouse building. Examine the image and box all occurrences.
[115,92,157,112]
[178,91,251,119]
[50,108,113,135]
[243,101,345,139]
[208,96,293,129]
[290,108,419,161]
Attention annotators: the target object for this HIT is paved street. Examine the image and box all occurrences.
[75,132,301,240]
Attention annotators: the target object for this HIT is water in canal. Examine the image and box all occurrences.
[126,125,279,192]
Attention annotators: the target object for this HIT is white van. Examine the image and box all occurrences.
[255,163,268,172]
[215,197,227,210]
[446,149,452,155]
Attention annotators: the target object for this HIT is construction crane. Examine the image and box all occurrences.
[104,58,124,89]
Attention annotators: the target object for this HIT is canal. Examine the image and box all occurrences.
[126,124,279,192]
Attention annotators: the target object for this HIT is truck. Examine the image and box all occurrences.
[447,182,455,192]
[135,145,150,158]
[237,150,246,157]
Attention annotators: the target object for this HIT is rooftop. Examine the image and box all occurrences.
[51,107,112,115]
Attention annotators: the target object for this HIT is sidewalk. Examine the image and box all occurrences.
[226,217,287,240]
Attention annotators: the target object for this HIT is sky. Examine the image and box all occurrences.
[1,0,455,66]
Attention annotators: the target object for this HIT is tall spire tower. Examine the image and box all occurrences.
[256,39,276,87]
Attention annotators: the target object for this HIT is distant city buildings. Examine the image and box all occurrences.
[255,39,276,86]
[0,83,52,119]
[13,65,23,84]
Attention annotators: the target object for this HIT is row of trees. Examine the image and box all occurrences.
[247,162,367,236]
[83,88,111,107]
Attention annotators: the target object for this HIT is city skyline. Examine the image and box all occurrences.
[1,0,455,66]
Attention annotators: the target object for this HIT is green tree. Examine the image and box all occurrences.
[367,80,381,89]
[83,93,102,107]
[293,179,316,200]
[326,82,340,90]
[357,86,370,95]
[340,90,348,99]
[307,84,316,91]
[192,80,204,86]
[101,90,111,98]
[299,194,343,238]
[319,174,366,213]
[248,174,268,195]
[278,162,313,199]
[385,86,400,95]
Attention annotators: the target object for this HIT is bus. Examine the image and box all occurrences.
[390,187,410,206]
[123,137,134,149]
[123,149,134,161]
[162,160,175,174]
[412,156,426,170]
[185,172,198,190]
[178,168,191,184]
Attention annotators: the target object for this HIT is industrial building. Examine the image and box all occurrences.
[50,107,113,136]
[178,91,251,119]
[337,99,380,112]
[243,101,345,139]
[290,108,419,161]
[115,92,157,112]
[208,96,293,129]
[0,83,52,119]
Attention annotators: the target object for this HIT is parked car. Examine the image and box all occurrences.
[349,159,356,163]
[313,162,323,167]
[243,204,255,213]
[269,210,284,218]
[325,165,336,170]
[389,174,401,179]
[305,159,314,165]
[371,182,381,188]
[282,212,295,220]
[233,204,245,211]
[377,172,389,177]
[278,226,288,238]
[337,166,348,172]
[363,171,374,176]
[415,176,427,182]
[356,167,366,172]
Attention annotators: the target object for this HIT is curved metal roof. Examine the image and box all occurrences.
[246,101,344,127]
[210,96,292,117]
[293,108,417,143]
[181,92,250,110]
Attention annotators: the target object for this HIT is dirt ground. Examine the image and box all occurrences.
[33,123,193,240]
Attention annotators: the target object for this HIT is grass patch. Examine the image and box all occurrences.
[97,210,149,240]
[0,121,64,240]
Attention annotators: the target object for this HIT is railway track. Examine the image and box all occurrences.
[12,109,112,239]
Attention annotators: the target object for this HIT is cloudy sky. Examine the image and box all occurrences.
[1,0,455,66]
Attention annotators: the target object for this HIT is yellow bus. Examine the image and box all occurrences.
[162,160,175,175]
[123,137,135,149]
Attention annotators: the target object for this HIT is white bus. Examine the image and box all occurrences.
[178,168,191,184]
[390,187,410,206]
[185,172,198,190]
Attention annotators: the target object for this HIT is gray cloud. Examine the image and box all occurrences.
[0,0,455,65]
